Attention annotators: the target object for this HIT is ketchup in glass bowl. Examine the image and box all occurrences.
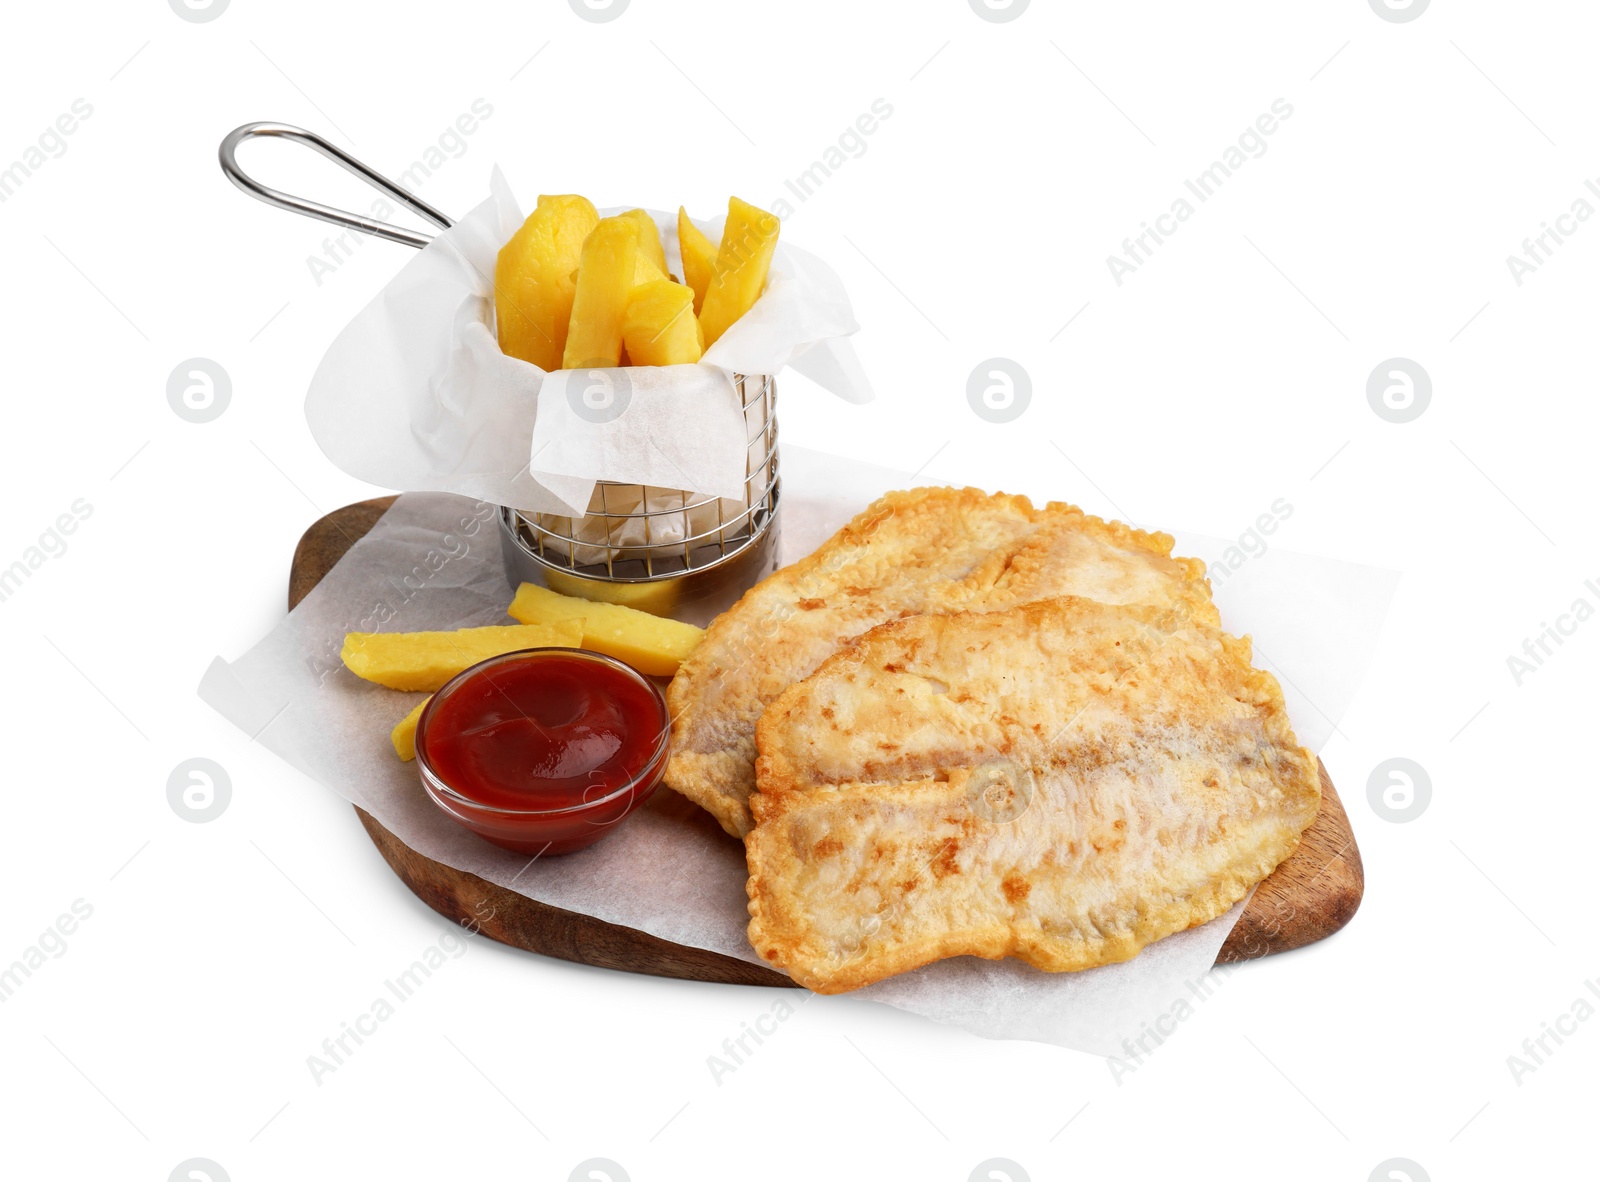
[414,648,670,855]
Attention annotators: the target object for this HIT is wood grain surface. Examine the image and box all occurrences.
[291,496,1364,983]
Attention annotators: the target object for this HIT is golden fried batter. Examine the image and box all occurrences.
[745,597,1320,993]
[665,487,1217,837]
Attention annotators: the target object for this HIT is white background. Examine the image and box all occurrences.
[1,1,1593,1178]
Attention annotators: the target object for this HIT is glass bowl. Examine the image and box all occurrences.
[414,648,670,856]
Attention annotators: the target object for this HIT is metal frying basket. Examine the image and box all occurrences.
[219,122,783,620]
[499,372,779,619]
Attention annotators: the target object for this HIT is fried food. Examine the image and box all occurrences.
[622,208,670,276]
[509,582,704,677]
[622,279,704,367]
[495,198,776,369]
[664,487,1217,837]
[698,197,781,348]
[632,249,668,287]
[677,207,717,314]
[562,215,641,369]
[341,621,584,692]
[391,698,428,761]
[495,194,600,371]
[745,597,1321,993]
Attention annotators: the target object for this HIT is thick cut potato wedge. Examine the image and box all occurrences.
[495,195,600,371]
[341,621,584,692]
[391,698,428,761]
[562,216,641,369]
[576,253,665,287]
[677,207,717,315]
[698,197,781,348]
[622,280,704,367]
[509,583,703,677]
[634,250,668,286]
[622,209,670,275]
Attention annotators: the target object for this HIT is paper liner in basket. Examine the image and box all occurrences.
[304,168,870,520]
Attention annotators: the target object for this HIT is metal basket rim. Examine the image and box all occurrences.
[498,479,782,585]
[513,468,780,542]
[508,475,779,561]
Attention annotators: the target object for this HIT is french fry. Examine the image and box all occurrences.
[577,253,664,285]
[341,621,584,692]
[677,207,717,314]
[622,209,670,276]
[509,583,704,677]
[392,698,428,761]
[634,249,668,286]
[622,280,704,367]
[562,215,641,369]
[494,195,599,371]
[698,197,781,348]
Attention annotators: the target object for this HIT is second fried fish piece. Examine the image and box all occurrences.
[746,597,1321,993]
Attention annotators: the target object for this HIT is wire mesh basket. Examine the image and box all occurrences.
[215,123,784,620]
[499,374,781,619]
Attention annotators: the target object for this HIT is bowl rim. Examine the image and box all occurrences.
[414,646,670,818]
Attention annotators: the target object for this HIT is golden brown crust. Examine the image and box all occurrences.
[744,597,1320,993]
[664,487,1216,837]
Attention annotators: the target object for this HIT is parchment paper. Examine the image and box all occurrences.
[199,446,1396,1055]
[529,365,751,512]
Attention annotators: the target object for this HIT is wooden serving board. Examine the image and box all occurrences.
[292,497,1364,985]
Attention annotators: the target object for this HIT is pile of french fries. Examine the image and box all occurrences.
[341,582,705,761]
[493,196,780,371]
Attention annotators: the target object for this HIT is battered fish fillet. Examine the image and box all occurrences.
[665,487,1217,837]
[746,597,1320,993]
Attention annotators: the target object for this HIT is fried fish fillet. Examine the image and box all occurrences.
[745,597,1320,993]
[665,487,1218,836]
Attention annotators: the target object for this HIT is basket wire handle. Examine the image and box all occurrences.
[218,122,454,250]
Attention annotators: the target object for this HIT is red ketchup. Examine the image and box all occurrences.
[415,649,669,855]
